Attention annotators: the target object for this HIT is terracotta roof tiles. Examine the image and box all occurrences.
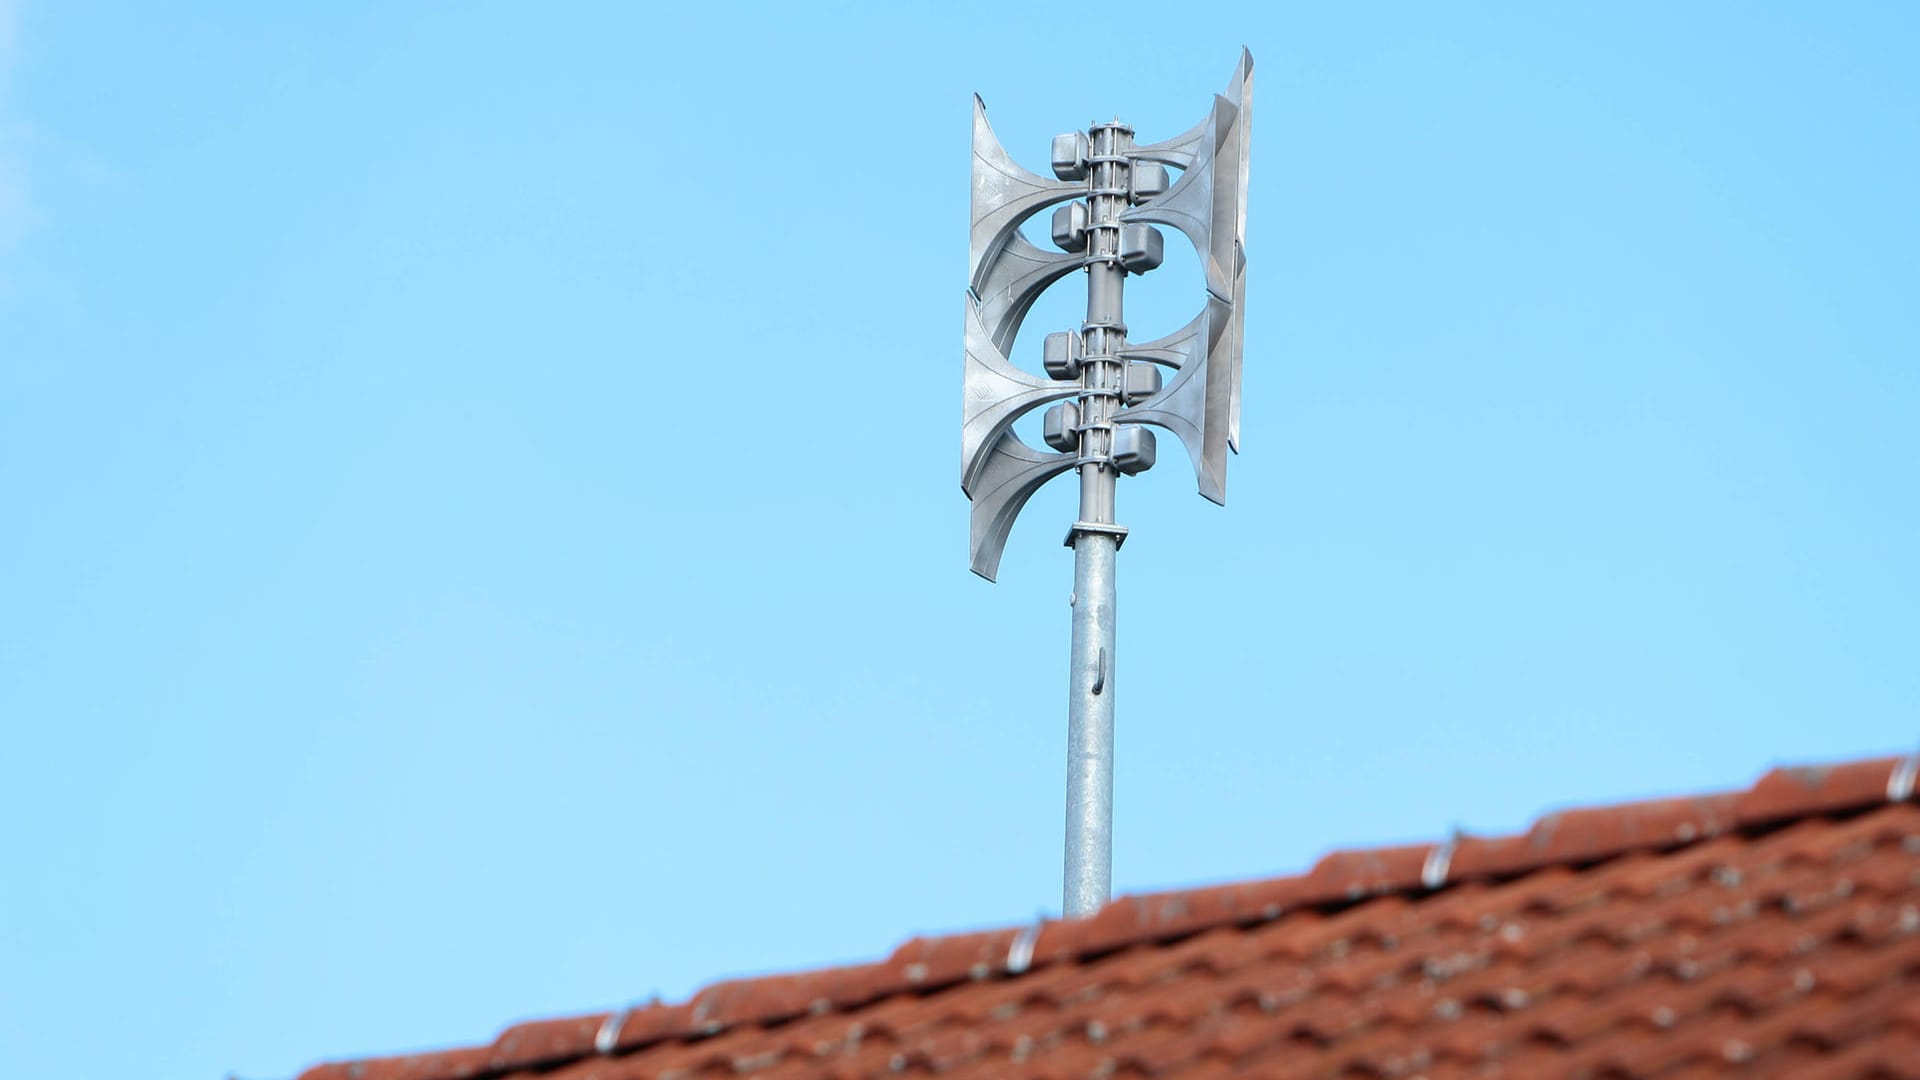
[298,752,1920,1079]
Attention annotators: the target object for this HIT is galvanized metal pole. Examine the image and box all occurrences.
[964,53,1251,921]
[1062,121,1132,917]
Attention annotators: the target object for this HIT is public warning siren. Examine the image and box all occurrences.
[961,52,1253,917]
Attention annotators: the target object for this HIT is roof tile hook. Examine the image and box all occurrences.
[594,1000,652,1056]
[1005,917,1045,975]
[1421,826,1465,890]
[1888,745,1920,803]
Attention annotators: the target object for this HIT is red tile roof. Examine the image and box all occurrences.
[299,754,1920,1079]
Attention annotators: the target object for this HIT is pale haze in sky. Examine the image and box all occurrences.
[2,5,1915,1079]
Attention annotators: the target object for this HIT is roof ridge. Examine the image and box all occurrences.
[295,751,1916,1080]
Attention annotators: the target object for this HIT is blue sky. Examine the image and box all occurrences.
[1,4,1914,1078]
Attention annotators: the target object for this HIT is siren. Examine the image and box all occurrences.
[962,50,1252,575]
[970,96,1083,301]
[968,432,1076,582]
[959,52,1254,920]
[973,230,1082,354]
[1120,94,1242,303]
[1124,48,1252,270]
[1122,49,1252,451]
[961,297,1078,497]
[1114,295,1233,504]
[963,94,1091,579]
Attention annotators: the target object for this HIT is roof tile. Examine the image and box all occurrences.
[487,1015,608,1072]
[690,963,882,1032]
[1736,756,1906,825]
[887,926,1024,987]
[1524,793,1742,868]
[597,1002,696,1055]
[1301,842,1438,901]
[299,753,1920,1080]
[1794,1028,1920,1080]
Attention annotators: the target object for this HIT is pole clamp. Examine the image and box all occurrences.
[1063,521,1129,549]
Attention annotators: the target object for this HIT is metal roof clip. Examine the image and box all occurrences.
[1422,826,1465,890]
[1005,918,1044,976]
[595,1006,635,1056]
[1888,746,1920,803]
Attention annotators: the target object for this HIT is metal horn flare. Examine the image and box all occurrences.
[1119,94,1243,304]
[971,96,1084,296]
[968,432,1076,581]
[962,296,1078,496]
[975,230,1084,354]
[1115,295,1234,505]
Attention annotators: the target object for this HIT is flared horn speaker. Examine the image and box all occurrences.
[968,432,1076,581]
[962,296,1079,496]
[974,230,1084,354]
[1115,295,1233,505]
[971,96,1084,298]
[1119,93,1245,304]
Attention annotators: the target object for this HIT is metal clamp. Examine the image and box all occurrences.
[1004,920,1044,975]
[1421,827,1465,890]
[1063,521,1129,548]
[1889,747,1920,803]
[595,1008,633,1055]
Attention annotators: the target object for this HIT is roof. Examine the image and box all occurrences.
[299,753,1920,1079]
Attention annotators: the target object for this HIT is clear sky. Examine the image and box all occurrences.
[2,4,1915,1078]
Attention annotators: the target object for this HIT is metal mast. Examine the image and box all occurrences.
[1062,120,1133,915]
[963,53,1253,917]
